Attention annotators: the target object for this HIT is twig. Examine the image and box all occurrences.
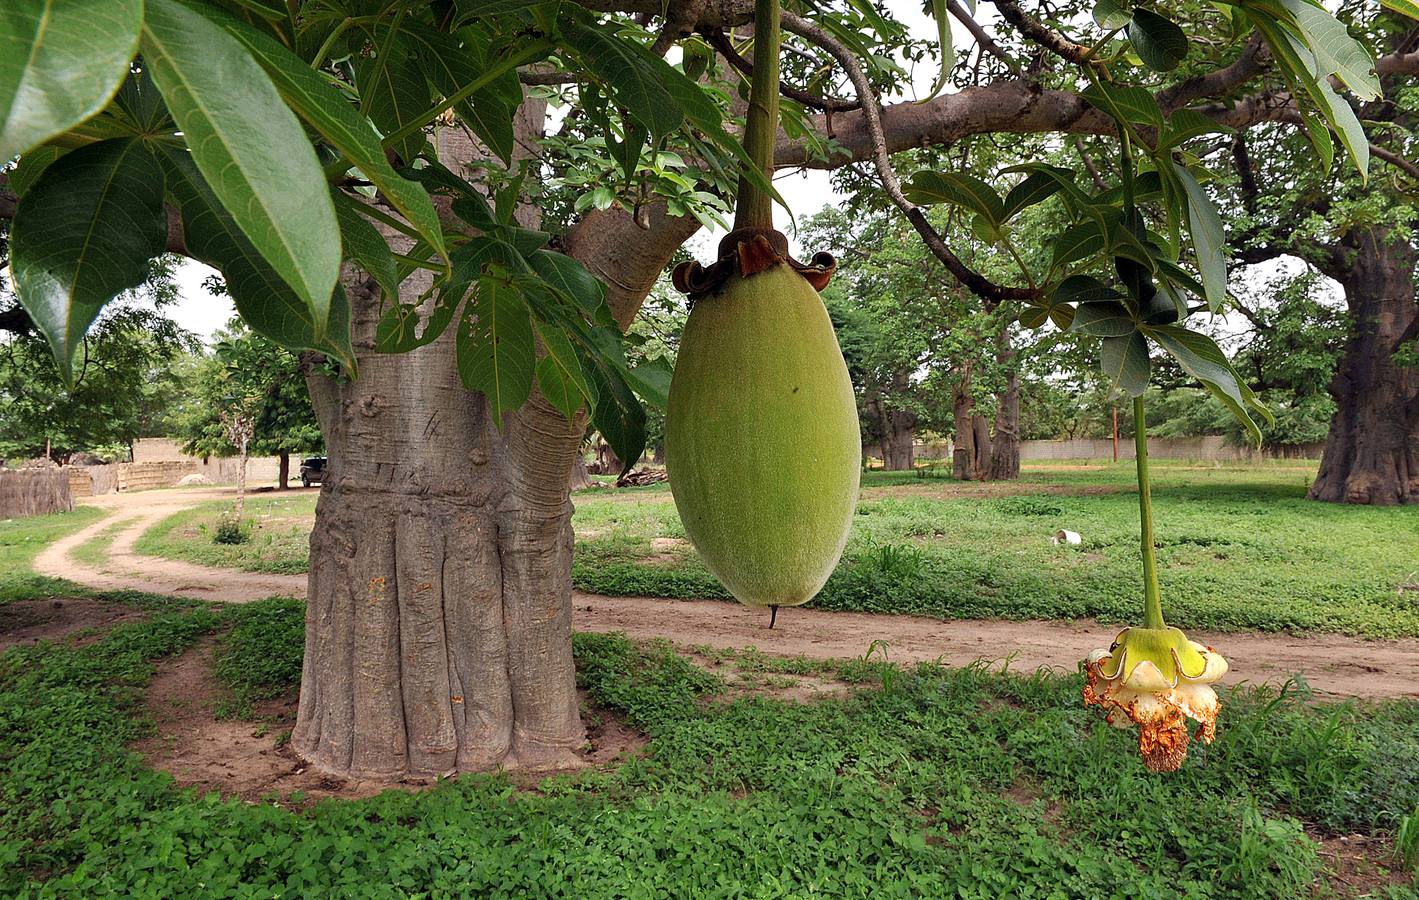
[780,10,1037,303]
[948,0,1020,75]
[705,29,859,111]
[986,0,1093,66]
[1072,137,1109,191]
[1371,142,1419,181]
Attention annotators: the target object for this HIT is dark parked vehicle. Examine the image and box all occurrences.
[300,457,326,488]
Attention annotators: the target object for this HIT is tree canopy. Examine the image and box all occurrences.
[1,0,1411,468]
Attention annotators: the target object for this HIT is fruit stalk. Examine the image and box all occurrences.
[733,0,782,230]
[1133,395,1165,630]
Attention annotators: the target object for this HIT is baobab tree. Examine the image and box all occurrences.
[1,0,1412,778]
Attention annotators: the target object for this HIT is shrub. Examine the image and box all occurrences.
[213,513,249,545]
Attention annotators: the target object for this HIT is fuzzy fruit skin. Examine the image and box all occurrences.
[666,262,860,607]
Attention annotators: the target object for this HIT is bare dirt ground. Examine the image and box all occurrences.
[131,638,644,804]
[131,637,427,804]
[0,597,148,652]
[573,595,1419,701]
[29,488,1419,701]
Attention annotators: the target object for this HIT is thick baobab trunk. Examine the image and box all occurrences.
[291,104,699,777]
[278,450,290,490]
[952,373,975,480]
[569,453,593,491]
[868,391,917,471]
[1309,230,1419,505]
[235,436,248,519]
[294,272,586,778]
[989,368,1020,481]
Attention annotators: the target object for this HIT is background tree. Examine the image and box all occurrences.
[177,322,323,489]
[0,244,194,462]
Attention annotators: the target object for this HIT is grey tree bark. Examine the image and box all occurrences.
[989,367,1021,481]
[1309,228,1419,505]
[867,383,917,471]
[292,106,699,778]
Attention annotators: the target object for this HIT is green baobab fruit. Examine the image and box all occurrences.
[666,260,860,608]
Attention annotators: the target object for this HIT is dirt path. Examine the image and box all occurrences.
[36,489,1419,700]
[34,488,306,602]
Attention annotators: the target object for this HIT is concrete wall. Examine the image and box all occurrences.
[865,437,1324,463]
[129,438,283,485]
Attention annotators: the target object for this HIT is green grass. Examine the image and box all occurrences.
[133,461,1419,638]
[211,597,305,718]
[2,597,1416,896]
[68,518,130,568]
[133,494,316,576]
[0,506,106,603]
[570,461,1419,638]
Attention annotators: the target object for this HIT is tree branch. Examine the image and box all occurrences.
[985,0,1094,66]
[949,0,1020,75]
[780,10,1035,304]
[1371,141,1419,181]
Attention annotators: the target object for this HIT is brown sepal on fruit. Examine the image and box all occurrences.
[672,227,836,299]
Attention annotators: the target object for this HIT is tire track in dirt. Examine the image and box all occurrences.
[34,488,306,602]
[37,489,1419,699]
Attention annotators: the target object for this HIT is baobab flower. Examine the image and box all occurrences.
[1083,626,1228,772]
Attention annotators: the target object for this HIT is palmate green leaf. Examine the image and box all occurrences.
[559,12,788,216]
[142,0,340,340]
[536,352,584,423]
[1019,306,1050,329]
[10,138,166,381]
[1070,301,1139,337]
[332,192,400,301]
[1174,166,1227,311]
[903,171,1005,226]
[1161,109,1234,149]
[925,0,956,101]
[1144,324,1272,444]
[1100,330,1150,397]
[1002,170,1063,220]
[405,23,518,164]
[1051,220,1107,269]
[621,357,673,411]
[1094,0,1133,29]
[156,144,354,370]
[206,8,446,259]
[0,0,140,162]
[375,280,465,354]
[457,275,535,425]
[530,249,615,327]
[1380,0,1419,20]
[535,322,594,423]
[1282,0,1381,100]
[1250,11,1368,180]
[1299,109,1336,174]
[356,31,431,167]
[1313,77,1368,181]
[7,144,63,196]
[578,345,646,475]
[1082,81,1164,129]
[1055,274,1124,304]
[561,20,684,138]
[454,0,556,20]
[1127,8,1189,72]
